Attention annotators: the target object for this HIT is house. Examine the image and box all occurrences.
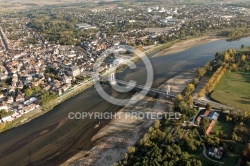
[75,23,97,30]
[44,85,51,91]
[207,112,219,121]
[67,66,80,77]
[62,84,71,92]
[0,73,8,80]
[63,75,72,84]
[0,93,5,101]
[16,93,25,102]
[57,89,62,96]
[24,97,38,105]
[22,104,38,113]
[206,120,216,135]
[0,102,8,110]
[1,115,12,123]
[208,147,223,159]
[6,96,14,104]
[17,81,24,89]
[195,108,220,135]
[22,106,33,113]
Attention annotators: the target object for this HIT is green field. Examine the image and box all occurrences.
[211,71,250,111]
[212,120,234,139]
[237,46,250,53]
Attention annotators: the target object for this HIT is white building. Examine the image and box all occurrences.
[147,8,152,13]
[75,23,97,30]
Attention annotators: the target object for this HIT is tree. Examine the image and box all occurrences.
[224,52,230,61]
[243,143,250,160]
[232,63,237,71]
[153,119,160,129]
[200,117,210,134]
[184,83,195,96]
[25,88,33,98]
[127,146,136,154]
[186,95,193,105]
[228,49,235,56]
[192,78,199,85]
[33,86,41,93]
[241,54,247,61]
[205,103,212,111]
[196,67,206,78]
[198,88,206,98]
[176,94,183,101]
[226,115,232,122]
[232,132,238,141]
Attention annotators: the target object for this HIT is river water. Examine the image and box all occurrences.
[0,37,250,165]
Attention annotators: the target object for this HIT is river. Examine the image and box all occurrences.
[0,37,250,166]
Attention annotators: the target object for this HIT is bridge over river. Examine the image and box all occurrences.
[100,73,235,111]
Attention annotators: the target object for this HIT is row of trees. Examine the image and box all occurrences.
[225,27,250,38]
[198,64,228,97]
[173,64,214,119]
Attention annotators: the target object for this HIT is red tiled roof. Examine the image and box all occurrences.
[206,120,216,135]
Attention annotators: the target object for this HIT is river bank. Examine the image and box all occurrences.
[152,35,225,57]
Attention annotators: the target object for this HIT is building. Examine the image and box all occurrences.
[147,8,152,13]
[208,147,223,159]
[196,109,220,135]
[75,23,97,30]
[16,93,25,102]
[63,75,72,84]
[67,66,80,77]
[0,102,8,110]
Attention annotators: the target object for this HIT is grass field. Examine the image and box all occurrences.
[237,46,250,53]
[211,71,250,111]
[212,120,234,139]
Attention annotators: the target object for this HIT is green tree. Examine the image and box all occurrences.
[192,78,199,85]
[224,52,230,61]
[200,117,210,134]
[184,83,195,96]
[243,143,250,160]
[32,86,41,93]
[196,67,206,78]
[127,146,136,154]
[25,88,33,98]
[232,132,238,141]
[241,54,247,61]
[205,103,212,111]
[153,119,160,129]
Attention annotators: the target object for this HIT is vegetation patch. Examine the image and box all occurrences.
[211,71,250,111]
[211,113,234,139]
